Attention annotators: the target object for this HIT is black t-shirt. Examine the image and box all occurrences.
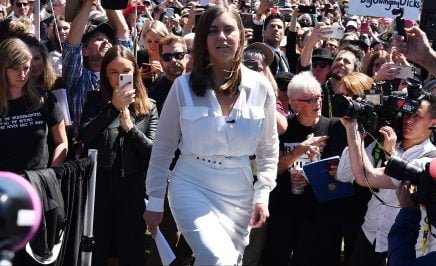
[270,115,331,214]
[0,90,64,173]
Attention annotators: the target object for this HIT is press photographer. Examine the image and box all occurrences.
[337,90,436,265]
[386,157,436,265]
[332,78,424,134]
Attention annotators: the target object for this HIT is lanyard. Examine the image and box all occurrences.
[325,80,333,119]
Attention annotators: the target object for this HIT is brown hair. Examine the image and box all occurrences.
[363,50,390,77]
[0,38,42,117]
[190,5,245,96]
[100,45,152,116]
[158,34,187,55]
[21,34,57,90]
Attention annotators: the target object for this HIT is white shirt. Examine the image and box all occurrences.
[146,66,279,212]
[337,138,436,254]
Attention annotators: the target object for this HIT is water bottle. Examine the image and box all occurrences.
[289,164,304,195]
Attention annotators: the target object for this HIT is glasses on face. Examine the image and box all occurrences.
[161,52,186,62]
[312,61,330,69]
[326,43,337,49]
[15,2,29,7]
[296,95,322,104]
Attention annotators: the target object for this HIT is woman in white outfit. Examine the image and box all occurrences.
[143,5,279,265]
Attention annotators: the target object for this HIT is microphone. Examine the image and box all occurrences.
[225,118,236,123]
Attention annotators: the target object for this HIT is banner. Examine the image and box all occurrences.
[348,0,422,20]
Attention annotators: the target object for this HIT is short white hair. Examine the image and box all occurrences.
[287,71,321,100]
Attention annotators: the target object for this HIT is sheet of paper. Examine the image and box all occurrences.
[155,228,176,265]
[144,198,176,265]
[51,89,72,126]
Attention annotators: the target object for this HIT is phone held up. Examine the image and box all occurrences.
[141,63,152,73]
[119,73,134,91]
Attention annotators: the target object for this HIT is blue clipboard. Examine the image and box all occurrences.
[302,156,355,202]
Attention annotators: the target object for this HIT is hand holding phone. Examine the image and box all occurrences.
[240,13,253,29]
[113,74,135,110]
[119,73,133,90]
[392,64,414,80]
[321,26,345,40]
[141,63,152,73]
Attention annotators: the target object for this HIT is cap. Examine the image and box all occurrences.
[312,48,333,62]
[123,3,146,17]
[346,20,358,29]
[245,42,274,66]
[275,72,295,91]
[82,21,114,45]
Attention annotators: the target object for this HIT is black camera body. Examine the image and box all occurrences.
[332,78,423,133]
[385,156,436,227]
[392,7,407,42]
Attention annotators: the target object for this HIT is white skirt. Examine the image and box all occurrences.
[168,154,254,265]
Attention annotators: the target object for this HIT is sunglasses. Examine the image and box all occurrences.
[296,95,322,104]
[325,43,338,49]
[15,2,29,7]
[312,61,330,69]
[161,52,186,62]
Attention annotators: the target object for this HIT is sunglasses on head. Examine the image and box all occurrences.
[161,52,186,62]
[15,2,29,7]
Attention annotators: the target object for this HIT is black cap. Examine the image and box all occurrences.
[312,48,333,62]
[82,21,114,46]
[275,72,295,91]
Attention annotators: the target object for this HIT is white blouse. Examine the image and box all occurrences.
[146,66,279,212]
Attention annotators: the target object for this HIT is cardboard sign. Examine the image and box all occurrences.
[348,0,422,21]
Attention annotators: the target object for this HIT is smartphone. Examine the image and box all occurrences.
[119,73,133,90]
[322,26,345,39]
[298,5,316,14]
[240,13,253,29]
[360,22,369,33]
[392,65,415,80]
[166,7,174,20]
[141,63,152,73]
[278,0,286,7]
[199,0,209,7]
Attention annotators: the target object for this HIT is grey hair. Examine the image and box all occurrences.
[287,71,321,100]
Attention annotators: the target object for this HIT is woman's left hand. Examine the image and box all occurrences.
[120,107,134,132]
[250,203,269,228]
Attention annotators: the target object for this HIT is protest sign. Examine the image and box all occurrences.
[348,0,422,20]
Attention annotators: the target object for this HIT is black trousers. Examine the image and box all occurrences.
[348,229,387,266]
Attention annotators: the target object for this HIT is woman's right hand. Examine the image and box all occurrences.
[374,63,397,82]
[111,85,136,111]
[143,210,164,237]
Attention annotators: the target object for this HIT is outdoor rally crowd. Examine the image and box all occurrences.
[1,0,436,265]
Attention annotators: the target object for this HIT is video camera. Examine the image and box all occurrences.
[332,78,424,133]
[385,156,436,227]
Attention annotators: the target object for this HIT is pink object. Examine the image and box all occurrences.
[0,171,42,251]
[429,159,436,181]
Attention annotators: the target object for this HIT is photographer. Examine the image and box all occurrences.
[388,182,436,266]
[339,93,436,265]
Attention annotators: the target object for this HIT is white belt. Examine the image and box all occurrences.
[181,154,251,169]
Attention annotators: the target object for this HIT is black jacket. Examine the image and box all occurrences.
[78,90,158,177]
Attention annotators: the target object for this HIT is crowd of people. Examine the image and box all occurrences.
[1,0,436,265]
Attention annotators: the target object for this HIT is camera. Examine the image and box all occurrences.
[332,78,424,133]
[385,156,436,227]
[392,7,407,42]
